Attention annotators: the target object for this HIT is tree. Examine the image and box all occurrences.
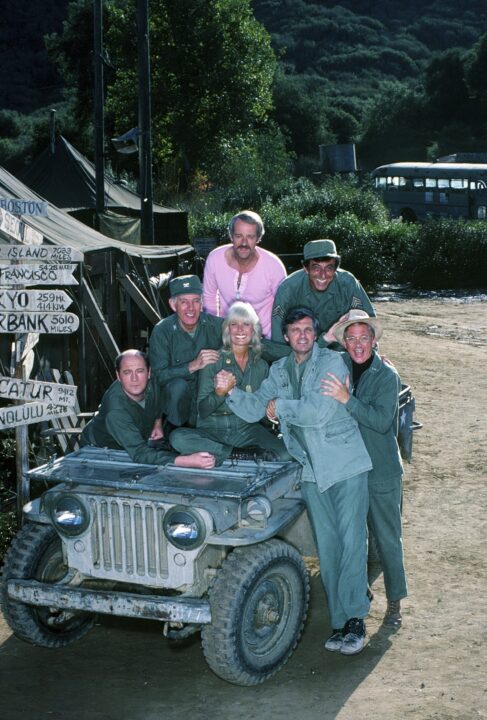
[105,0,277,186]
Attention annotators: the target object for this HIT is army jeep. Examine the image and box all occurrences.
[0,448,309,686]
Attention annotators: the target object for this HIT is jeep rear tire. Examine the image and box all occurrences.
[201,539,309,685]
[0,523,95,648]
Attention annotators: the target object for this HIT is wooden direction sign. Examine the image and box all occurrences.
[0,376,77,406]
[0,263,78,286]
[0,208,43,245]
[0,244,83,263]
[0,311,79,334]
[0,198,48,217]
[0,289,72,312]
[0,402,72,431]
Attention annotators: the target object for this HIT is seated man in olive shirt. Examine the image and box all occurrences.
[81,349,215,469]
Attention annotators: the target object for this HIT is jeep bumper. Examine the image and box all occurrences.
[7,580,211,624]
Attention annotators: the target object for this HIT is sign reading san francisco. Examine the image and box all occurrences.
[0,376,77,406]
[0,311,79,334]
[0,402,72,430]
[0,263,78,286]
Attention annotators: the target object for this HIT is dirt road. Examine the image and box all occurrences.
[0,297,486,720]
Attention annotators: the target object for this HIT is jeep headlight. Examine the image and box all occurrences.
[163,507,205,550]
[49,494,90,537]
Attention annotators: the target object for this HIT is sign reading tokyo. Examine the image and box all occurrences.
[0,198,48,217]
[0,376,77,406]
[0,311,79,334]
[0,289,72,312]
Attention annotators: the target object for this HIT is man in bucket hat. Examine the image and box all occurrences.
[271,239,375,344]
[321,309,407,630]
[149,275,224,430]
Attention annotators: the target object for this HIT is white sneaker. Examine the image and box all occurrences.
[340,618,366,655]
[324,629,343,652]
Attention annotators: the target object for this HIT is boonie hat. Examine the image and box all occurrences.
[333,309,383,345]
[169,274,202,297]
[303,239,340,261]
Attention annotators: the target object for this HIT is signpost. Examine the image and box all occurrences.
[0,312,79,334]
[0,289,72,312]
[0,263,78,286]
[0,208,43,245]
[0,198,48,217]
[0,376,77,406]
[0,402,73,431]
[0,245,83,262]
[0,230,83,518]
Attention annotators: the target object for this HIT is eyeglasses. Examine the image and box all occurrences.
[344,335,373,344]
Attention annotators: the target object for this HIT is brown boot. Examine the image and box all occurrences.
[384,600,402,628]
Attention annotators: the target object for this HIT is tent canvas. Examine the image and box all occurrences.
[20,135,189,245]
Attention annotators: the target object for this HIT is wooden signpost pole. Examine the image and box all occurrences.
[0,209,83,520]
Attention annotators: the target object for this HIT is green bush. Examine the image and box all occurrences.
[407,219,487,288]
[189,176,487,290]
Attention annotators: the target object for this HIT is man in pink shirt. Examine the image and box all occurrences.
[202,210,286,337]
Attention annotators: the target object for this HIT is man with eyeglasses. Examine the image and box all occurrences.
[321,309,407,630]
[271,239,375,345]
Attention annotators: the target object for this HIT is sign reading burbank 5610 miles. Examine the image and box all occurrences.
[0,402,72,430]
[0,311,79,334]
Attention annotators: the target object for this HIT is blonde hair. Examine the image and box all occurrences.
[222,302,262,356]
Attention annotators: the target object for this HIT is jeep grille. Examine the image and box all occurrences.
[89,497,169,580]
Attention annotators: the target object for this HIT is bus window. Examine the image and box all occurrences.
[438,178,449,189]
[451,179,468,190]
[425,178,437,188]
[375,176,387,189]
[413,178,424,188]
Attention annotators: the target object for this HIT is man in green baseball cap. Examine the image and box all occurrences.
[149,275,224,430]
[271,239,375,345]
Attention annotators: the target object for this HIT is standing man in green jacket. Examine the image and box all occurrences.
[271,239,375,345]
[321,310,407,628]
[149,275,224,430]
[81,349,215,469]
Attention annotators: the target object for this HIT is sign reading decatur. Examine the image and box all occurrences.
[0,311,79,334]
[0,402,72,430]
[0,244,83,263]
[0,263,78,286]
[0,376,77,406]
[0,289,73,312]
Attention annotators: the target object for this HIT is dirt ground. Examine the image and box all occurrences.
[0,296,486,720]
